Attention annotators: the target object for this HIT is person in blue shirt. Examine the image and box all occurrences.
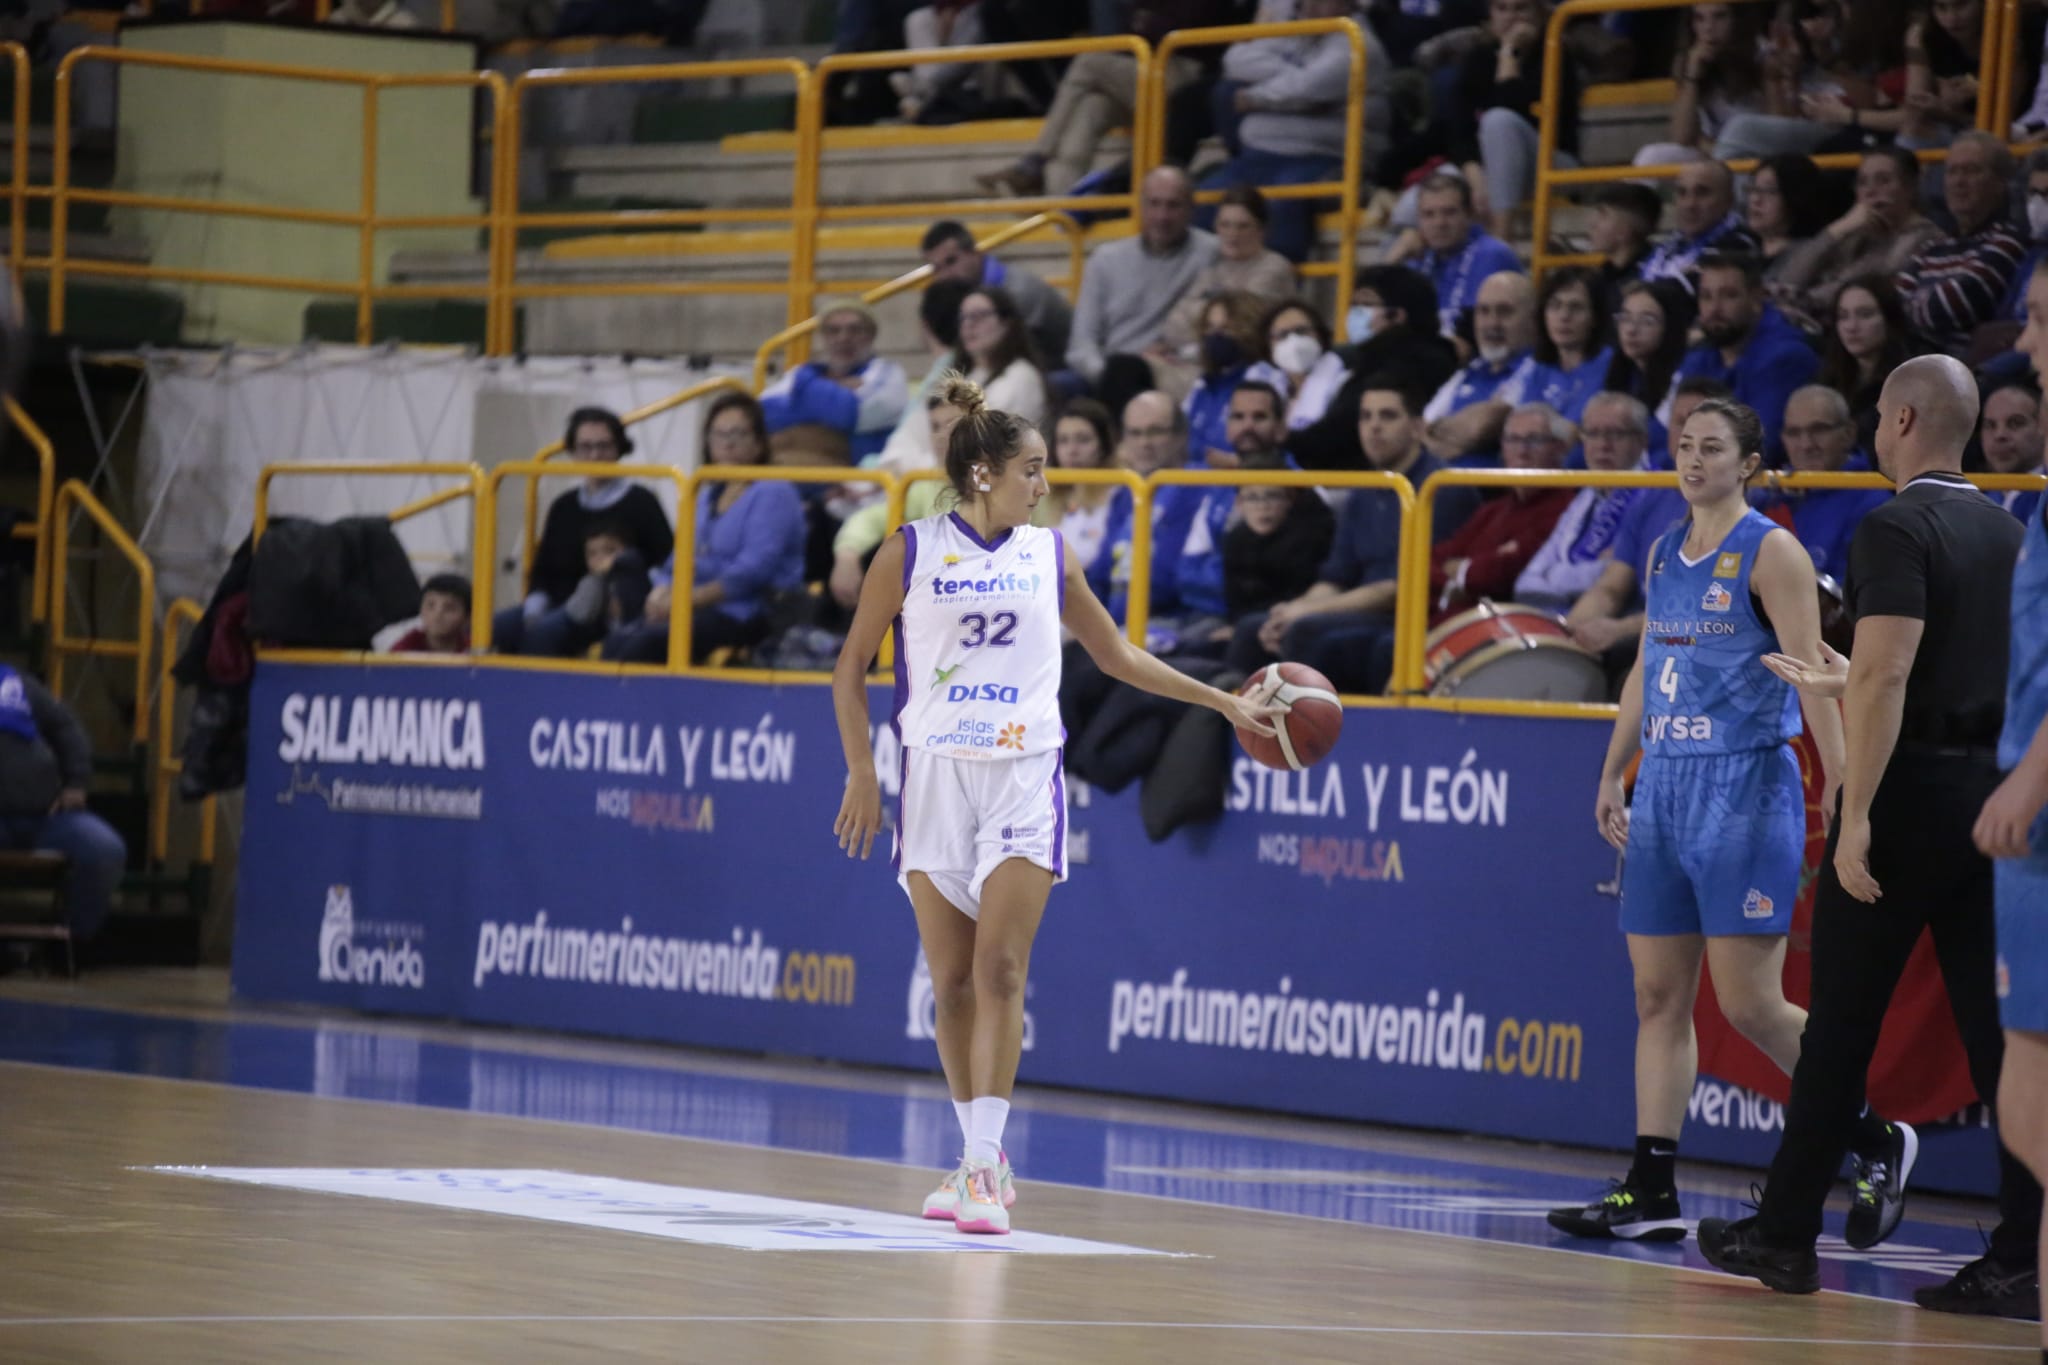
[1764,385,1891,583]
[1182,290,1266,468]
[1677,251,1819,466]
[1502,264,1615,442]
[603,393,805,666]
[1092,390,1211,626]
[759,299,909,464]
[1411,172,1523,339]
[1979,374,2046,525]
[1421,269,1536,465]
[1605,278,1696,461]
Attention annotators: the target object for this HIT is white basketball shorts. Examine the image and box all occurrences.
[895,748,1069,920]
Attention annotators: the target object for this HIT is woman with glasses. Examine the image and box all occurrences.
[1501,266,1614,434]
[1744,153,1834,277]
[1605,278,1697,460]
[951,286,1050,434]
[1250,299,1348,435]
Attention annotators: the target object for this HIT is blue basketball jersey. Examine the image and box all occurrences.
[2002,504,2048,861]
[1639,509,1800,756]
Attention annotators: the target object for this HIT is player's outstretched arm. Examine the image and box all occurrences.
[1595,634,1645,852]
[1060,549,1281,738]
[830,534,908,860]
[1754,527,1846,817]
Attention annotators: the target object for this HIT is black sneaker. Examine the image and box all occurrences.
[1844,1118,1918,1250]
[1546,1181,1687,1241]
[1913,1253,2041,1319]
[1696,1215,1821,1294]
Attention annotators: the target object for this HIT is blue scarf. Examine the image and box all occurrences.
[0,664,36,744]
[1566,487,1641,563]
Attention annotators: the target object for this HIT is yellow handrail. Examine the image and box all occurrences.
[252,460,485,541]
[49,479,154,745]
[153,596,217,868]
[1,42,24,275]
[751,211,1083,392]
[44,48,508,346]
[7,396,53,625]
[1141,19,1368,336]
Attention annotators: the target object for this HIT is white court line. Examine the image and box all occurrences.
[0,1059,1998,1313]
[0,1314,2031,1348]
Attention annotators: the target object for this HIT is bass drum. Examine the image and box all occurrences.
[1423,601,1608,702]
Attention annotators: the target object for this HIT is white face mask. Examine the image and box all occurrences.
[1271,332,1325,374]
[1347,305,1378,340]
[2028,196,2048,241]
[1478,342,1514,365]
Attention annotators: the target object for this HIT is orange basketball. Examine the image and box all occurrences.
[1236,662,1344,771]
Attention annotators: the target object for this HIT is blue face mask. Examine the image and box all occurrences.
[1347,305,1378,340]
[1202,332,1245,372]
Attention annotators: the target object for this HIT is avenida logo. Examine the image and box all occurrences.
[318,884,426,989]
[907,949,1032,1050]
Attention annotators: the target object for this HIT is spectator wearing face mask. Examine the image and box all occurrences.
[1251,299,1349,435]
[1183,289,1270,467]
[1284,266,1459,471]
[2002,150,2048,325]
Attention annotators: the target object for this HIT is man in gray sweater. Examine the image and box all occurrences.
[0,664,126,949]
[1065,166,1219,413]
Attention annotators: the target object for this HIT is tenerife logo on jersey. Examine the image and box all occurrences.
[1700,582,1733,613]
[1742,888,1775,919]
[1714,552,1743,578]
[930,570,1041,603]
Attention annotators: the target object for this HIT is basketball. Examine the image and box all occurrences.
[1235,662,1344,771]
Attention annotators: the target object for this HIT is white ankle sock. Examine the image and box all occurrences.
[968,1096,1010,1167]
[952,1099,973,1151]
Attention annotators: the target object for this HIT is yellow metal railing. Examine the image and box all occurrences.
[752,211,1084,392]
[1142,19,1368,323]
[137,1,464,34]
[7,396,54,624]
[48,479,154,744]
[153,595,217,868]
[253,460,485,544]
[41,47,508,347]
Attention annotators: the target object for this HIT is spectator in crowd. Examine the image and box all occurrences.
[0,664,125,959]
[1221,461,1339,630]
[1368,0,1487,68]
[952,286,1052,432]
[2001,150,2048,323]
[1676,250,1818,460]
[1161,381,1298,638]
[1816,274,1916,454]
[1710,0,1893,159]
[494,407,673,658]
[1799,3,1984,153]
[1202,0,1391,264]
[1410,172,1524,338]
[921,220,1072,364]
[1605,277,1695,445]
[1422,269,1537,463]
[1765,383,1890,580]
[1090,390,1215,623]
[974,0,1229,195]
[1589,181,1664,297]
[1043,397,1124,579]
[759,299,909,464]
[1639,159,1762,291]
[1501,264,1614,432]
[389,573,470,654]
[1286,267,1460,470]
[831,388,971,610]
[890,1,986,123]
[1516,390,1655,612]
[1979,374,2046,522]
[1895,131,2028,358]
[874,279,973,475]
[1160,186,1299,364]
[1066,167,1220,413]
[1632,2,1770,166]
[1255,298,1349,433]
[1449,0,1581,241]
[606,393,803,666]
[1770,145,1942,333]
[1562,376,1729,684]
[1428,401,1576,620]
[1227,378,1472,692]
[1744,153,1832,277]
[1184,290,1269,465]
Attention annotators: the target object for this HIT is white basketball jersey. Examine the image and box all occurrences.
[892,511,1066,761]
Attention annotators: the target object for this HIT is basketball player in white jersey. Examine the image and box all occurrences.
[832,376,1281,1234]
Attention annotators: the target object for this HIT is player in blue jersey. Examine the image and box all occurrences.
[1982,260,2048,1331]
[1550,397,1864,1241]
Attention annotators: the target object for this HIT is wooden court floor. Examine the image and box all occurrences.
[0,973,2036,1364]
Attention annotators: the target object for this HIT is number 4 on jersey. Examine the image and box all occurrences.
[1657,656,1680,704]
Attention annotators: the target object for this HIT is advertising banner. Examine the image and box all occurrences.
[234,661,1999,1196]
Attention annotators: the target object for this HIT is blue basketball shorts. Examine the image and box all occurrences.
[1620,745,1803,938]
[1997,854,2048,1036]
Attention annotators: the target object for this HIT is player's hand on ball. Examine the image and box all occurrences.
[1974,766,2048,860]
[1834,811,1882,903]
[1594,776,1629,851]
[1221,688,1283,738]
[1760,641,1848,698]
[835,772,884,860]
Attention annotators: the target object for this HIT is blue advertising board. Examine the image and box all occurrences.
[234,660,1999,1196]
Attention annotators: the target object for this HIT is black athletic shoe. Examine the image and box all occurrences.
[1546,1181,1687,1241]
[1913,1254,2041,1319]
[1696,1215,1821,1294]
[1844,1118,1918,1250]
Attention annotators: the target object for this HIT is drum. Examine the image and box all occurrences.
[1423,600,1608,702]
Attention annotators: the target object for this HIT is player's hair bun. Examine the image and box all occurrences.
[937,373,987,415]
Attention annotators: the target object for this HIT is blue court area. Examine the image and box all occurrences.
[0,993,2008,1307]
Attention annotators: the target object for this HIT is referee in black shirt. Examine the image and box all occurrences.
[1699,355,2044,1314]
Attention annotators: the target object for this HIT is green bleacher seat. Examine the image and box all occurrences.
[20,276,186,348]
[302,297,521,350]
[632,93,795,145]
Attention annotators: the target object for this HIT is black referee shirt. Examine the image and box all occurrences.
[1844,471,2024,749]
